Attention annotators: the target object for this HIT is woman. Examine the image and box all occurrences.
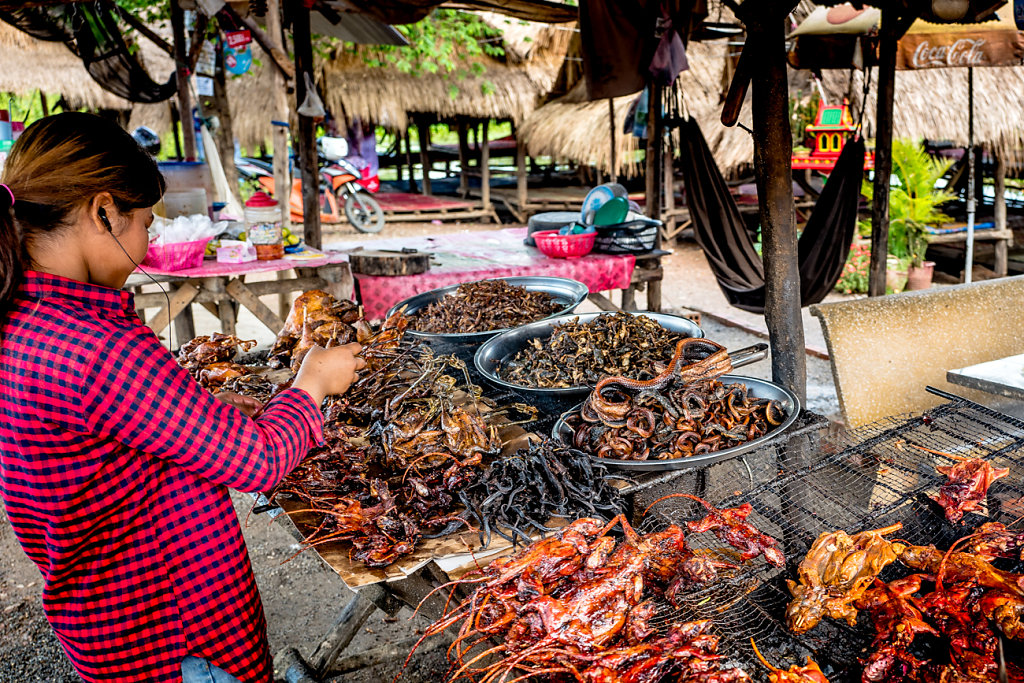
[0,113,363,683]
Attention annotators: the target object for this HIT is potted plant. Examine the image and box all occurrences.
[862,139,955,290]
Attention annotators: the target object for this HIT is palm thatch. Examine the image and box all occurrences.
[519,39,754,178]
[0,22,131,110]
[827,66,1024,169]
[320,17,572,132]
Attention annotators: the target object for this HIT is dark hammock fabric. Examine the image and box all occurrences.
[0,2,175,104]
[680,117,864,314]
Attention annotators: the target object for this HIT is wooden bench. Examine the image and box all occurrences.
[925,226,1012,277]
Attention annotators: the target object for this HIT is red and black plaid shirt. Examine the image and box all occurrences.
[0,272,324,683]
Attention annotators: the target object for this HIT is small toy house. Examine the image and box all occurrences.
[792,99,874,171]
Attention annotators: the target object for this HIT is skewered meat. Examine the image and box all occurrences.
[678,495,785,567]
[930,457,1010,523]
[979,590,1024,640]
[785,523,903,633]
[914,580,998,681]
[965,521,1024,561]
[751,639,830,683]
[897,544,1024,596]
[198,361,249,390]
[267,289,368,370]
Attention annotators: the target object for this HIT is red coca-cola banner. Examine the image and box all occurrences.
[225,30,251,49]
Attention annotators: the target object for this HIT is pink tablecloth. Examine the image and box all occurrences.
[350,228,636,320]
[137,250,348,278]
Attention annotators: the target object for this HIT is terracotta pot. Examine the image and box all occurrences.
[905,261,936,291]
[886,269,908,294]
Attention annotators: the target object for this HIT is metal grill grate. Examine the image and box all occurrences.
[630,393,1024,681]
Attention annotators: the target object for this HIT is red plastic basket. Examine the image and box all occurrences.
[532,229,596,259]
[141,238,212,271]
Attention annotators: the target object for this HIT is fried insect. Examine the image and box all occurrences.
[407,279,563,334]
[751,639,830,683]
[498,311,687,388]
[459,441,627,548]
[568,338,786,461]
[930,457,1010,523]
[785,523,903,634]
[402,516,753,683]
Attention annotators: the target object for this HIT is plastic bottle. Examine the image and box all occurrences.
[0,111,11,142]
[244,191,283,260]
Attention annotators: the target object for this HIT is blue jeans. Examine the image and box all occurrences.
[181,655,243,683]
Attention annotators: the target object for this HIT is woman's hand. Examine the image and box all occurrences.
[293,343,366,405]
[214,391,263,418]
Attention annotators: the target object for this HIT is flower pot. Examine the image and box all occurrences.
[905,261,936,291]
[886,269,908,294]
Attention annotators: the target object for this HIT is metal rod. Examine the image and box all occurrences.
[965,66,976,284]
[609,98,617,184]
[870,11,898,297]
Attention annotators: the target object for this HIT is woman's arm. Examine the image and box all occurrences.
[80,325,324,492]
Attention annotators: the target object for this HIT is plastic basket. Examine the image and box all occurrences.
[592,218,661,254]
[141,237,212,271]
[532,229,596,259]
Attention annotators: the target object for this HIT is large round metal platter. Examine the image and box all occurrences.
[474,311,704,402]
[551,375,801,472]
[387,276,589,344]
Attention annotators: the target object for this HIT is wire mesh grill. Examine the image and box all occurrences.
[630,395,1024,681]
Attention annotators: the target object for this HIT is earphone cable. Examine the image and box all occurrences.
[106,229,175,352]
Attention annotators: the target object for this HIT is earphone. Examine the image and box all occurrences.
[100,205,174,350]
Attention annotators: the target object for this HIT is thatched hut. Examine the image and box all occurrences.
[519,38,752,179]
[320,15,572,132]
[0,22,132,112]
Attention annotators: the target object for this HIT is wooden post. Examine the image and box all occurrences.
[869,12,898,297]
[293,2,320,248]
[748,9,806,404]
[268,0,291,230]
[480,120,491,209]
[39,90,48,117]
[170,103,183,160]
[457,120,470,197]
[169,0,196,160]
[417,119,432,196]
[514,121,527,214]
[663,137,675,236]
[608,98,617,184]
[644,83,664,220]
[210,39,242,208]
[403,130,417,193]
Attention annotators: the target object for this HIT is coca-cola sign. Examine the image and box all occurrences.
[897,26,1024,70]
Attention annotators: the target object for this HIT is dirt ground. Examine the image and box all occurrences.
[0,219,841,682]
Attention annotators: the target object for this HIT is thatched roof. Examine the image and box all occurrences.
[0,22,132,110]
[835,67,1024,169]
[321,17,572,132]
[519,38,754,178]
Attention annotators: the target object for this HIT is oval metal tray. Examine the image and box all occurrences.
[473,311,704,401]
[386,276,590,345]
[551,375,801,472]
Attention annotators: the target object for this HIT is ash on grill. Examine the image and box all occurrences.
[498,311,687,388]
[407,279,562,334]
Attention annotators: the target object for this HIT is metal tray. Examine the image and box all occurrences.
[551,375,801,472]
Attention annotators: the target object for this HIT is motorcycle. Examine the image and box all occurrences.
[236,137,385,234]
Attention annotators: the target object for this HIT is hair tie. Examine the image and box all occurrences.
[0,184,13,206]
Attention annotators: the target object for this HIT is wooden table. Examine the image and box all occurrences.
[947,352,1024,401]
[926,226,1013,277]
[127,252,353,340]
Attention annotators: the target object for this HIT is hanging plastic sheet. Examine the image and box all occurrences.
[0,1,175,103]
[679,117,864,314]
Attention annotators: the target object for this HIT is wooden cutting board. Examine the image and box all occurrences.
[348,249,431,276]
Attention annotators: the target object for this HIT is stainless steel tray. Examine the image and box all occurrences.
[551,375,801,472]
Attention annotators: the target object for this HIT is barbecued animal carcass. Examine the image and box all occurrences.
[856,575,938,682]
[681,495,785,567]
[967,522,1024,561]
[268,289,370,370]
[930,457,1010,524]
[752,639,830,683]
[785,523,903,633]
[177,332,256,375]
[897,544,1024,597]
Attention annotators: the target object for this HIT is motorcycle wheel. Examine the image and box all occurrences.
[344,192,385,233]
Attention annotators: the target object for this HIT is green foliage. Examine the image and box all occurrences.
[352,10,505,99]
[835,242,871,294]
[114,0,169,27]
[789,91,820,148]
[860,139,955,267]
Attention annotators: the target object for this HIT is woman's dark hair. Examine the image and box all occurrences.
[0,112,165,319]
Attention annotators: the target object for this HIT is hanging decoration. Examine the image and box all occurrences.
[224,30,252,76]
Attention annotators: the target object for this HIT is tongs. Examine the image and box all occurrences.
[728,343,769,371]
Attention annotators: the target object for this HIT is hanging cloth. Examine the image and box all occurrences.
[0,2,176,103]
[679,117,865,314]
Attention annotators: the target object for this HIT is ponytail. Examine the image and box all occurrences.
[0,112,165,321]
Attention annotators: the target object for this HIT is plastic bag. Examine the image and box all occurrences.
[297,72,325,119]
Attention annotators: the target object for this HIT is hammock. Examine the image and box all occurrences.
[679,117,864,314]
